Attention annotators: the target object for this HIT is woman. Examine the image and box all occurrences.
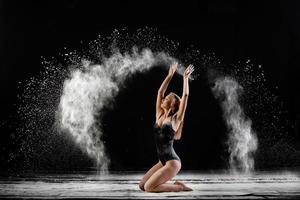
[139,62,194,192]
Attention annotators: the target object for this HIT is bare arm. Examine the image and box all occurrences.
[176,65,194,122]
[156,63,178,119]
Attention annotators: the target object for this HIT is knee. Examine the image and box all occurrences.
[176,162,182,171]
[144,182,156,192]
[139,181,145,191]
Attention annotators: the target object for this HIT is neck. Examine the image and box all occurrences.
[163,108,171,118]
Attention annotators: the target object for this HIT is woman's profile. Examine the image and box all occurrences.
[139,62,194,192]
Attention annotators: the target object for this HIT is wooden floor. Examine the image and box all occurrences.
[0,171,300,199]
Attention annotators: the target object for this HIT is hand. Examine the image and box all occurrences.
[183,64,194,79]
[168,62,178,77]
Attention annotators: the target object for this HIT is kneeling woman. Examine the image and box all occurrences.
[139,62,194,192]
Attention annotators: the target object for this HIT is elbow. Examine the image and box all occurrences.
[181,93,189,98]
[157,90,163,97]
[158,88,164,95]
[176,115,184,122]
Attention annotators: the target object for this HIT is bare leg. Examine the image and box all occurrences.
[139,161,163,191]
[144,160,182,192]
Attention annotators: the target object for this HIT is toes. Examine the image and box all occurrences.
[185,187,193,191]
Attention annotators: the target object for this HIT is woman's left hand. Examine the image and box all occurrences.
[183,64,194,79]
[168,62,178,77]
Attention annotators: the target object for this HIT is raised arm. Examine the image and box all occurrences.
[176,64,194,122]
[156,63,178,119]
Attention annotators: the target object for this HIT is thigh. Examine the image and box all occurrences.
[140,161,163,184]
[144,160,181,188]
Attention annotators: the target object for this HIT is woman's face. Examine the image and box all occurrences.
[161,94,173,109]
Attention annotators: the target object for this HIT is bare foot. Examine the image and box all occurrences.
[174,181,193,191]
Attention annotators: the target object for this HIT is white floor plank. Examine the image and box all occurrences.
[0,171,299,199]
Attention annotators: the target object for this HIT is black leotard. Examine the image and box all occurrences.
[153,121,181,166]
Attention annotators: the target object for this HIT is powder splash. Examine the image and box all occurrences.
[57,48,190,172]
[213,77,258,173]
[5,28,296,173]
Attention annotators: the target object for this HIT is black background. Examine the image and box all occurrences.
[1,0,300,172]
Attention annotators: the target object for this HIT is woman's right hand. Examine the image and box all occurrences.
[168,62,178,77]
